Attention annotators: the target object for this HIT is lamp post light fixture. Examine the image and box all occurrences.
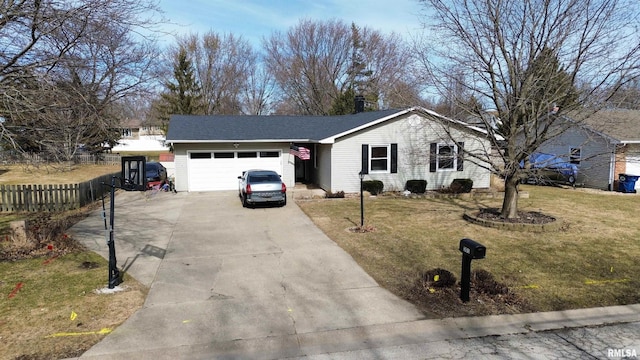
[359,171,365,227]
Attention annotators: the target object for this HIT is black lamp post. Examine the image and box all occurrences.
[359,171,364,227]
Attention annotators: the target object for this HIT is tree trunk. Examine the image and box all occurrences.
[501,175,519,219]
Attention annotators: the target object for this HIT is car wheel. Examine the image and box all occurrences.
[568,175,576,185]
[242,194,248,208]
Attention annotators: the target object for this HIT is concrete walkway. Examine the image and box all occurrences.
[70,191,640,359]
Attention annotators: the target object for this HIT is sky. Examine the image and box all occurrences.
[156,0,427,47]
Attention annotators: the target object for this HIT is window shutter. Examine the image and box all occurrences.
[429,143,437,172]
[361,144,369,174]
[457,142,465,171]
[391,144,398,173]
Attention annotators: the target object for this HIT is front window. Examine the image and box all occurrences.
[370,145,390,172]
[437,144,457,170]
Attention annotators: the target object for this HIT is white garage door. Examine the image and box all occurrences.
[188,150,282,191]
[626,155,640,190]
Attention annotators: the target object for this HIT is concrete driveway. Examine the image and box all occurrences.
[71,190,426,359]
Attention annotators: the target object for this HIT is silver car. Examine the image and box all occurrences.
[238,169,287,207]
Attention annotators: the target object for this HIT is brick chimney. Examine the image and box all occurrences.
[355,95,365,113]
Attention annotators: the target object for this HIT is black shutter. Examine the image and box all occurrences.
[390,144,398,173]
[361,144,369,174]
[429,143,437,172]
[456,142,465,171]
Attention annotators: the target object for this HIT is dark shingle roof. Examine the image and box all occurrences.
[166,109,403,142]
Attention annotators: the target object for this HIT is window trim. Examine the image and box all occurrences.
[436,143,458,171]
[369,144,391,173]
[570,147,581,165]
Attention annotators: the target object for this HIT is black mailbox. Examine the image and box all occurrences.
[459,238,486,259]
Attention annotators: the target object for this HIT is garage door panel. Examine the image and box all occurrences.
[626,156,640,189]
[188,151,282,191]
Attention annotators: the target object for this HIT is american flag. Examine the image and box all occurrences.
[289,145,311,160]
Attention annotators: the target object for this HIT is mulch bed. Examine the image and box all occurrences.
[403,268,534,318]
[474,208,556,224]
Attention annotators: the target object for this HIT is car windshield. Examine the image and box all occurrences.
[248,173,280,183]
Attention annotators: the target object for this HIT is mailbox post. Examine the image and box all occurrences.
[459,238,486,302]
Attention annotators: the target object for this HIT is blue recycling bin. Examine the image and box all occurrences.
[618,174,639,193]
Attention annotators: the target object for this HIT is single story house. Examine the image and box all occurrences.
[111,118,169,153]
[165,107,493,193]
[533,109,640,190]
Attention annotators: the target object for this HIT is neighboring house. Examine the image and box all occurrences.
[533,109,640,190]
[111,118,170,153]
[165,107,493,193]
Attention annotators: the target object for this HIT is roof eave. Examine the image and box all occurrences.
[319,109,412,143]
[167,139,314,144]
[413,106,506,141]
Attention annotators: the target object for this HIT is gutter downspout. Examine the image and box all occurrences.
[609,148,616,191]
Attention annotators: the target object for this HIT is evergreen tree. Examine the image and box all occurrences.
[329,87,357,115]
[157,47,204,132]
[329,24,378,115]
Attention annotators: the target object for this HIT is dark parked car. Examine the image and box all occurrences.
[523,153,578,185]
[145,162,167,184]
[238,169,286,207]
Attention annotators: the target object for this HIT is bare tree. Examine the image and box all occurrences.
[415,0,640,218]
[0,0,162,160]
[263,19,413,115]
[241,60,276,115]
[172,32,256,115]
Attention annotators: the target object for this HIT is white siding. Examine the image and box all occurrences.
[537,126,616,190]
[329,113,491,193]
[316,144,333,191]
[172,142,295,192]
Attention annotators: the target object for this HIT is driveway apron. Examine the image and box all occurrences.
[76,191,425,359]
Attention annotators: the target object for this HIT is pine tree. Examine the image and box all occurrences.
[330,24,378,115]
[157,47,204,132]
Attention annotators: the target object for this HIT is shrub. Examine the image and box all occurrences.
[405,180,427,194]
[325,190,345,198]
[362,180,384,195]
[450,178,473,193]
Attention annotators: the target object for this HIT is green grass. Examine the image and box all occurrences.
[0,251,146,359]
[297,185,640,317]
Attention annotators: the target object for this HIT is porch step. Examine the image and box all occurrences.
[291,184,326,200]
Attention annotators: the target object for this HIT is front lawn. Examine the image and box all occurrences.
[0,252,146,359]
[297,185,640,318]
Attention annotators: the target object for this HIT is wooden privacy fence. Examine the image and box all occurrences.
[0,153,122,165]
[0,172,120,212]
[73,154,121,165]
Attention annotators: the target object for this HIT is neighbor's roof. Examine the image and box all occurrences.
[166,107,495,144]
[577,109,640,143]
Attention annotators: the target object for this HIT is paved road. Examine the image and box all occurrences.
[69,191,640,359]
